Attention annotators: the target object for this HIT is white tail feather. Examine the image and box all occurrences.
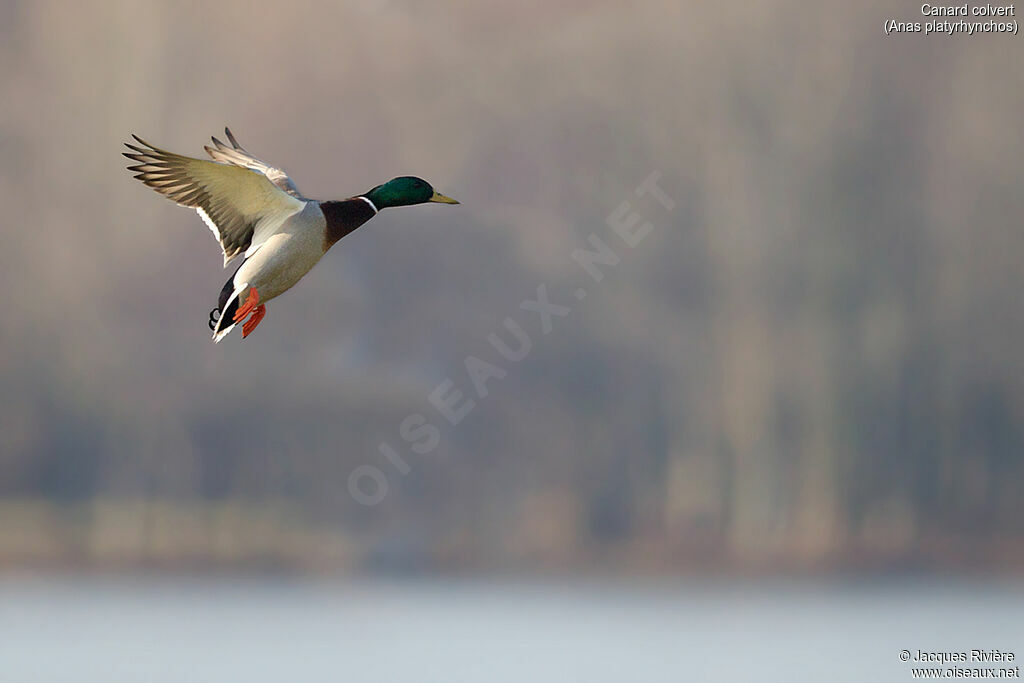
[211,281,248,342]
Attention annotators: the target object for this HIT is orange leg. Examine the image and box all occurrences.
[242,304,266,338]
[233,287,260,323]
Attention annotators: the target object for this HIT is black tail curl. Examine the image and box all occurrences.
[208,262,245,334]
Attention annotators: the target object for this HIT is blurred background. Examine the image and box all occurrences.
[2,1,1023,680]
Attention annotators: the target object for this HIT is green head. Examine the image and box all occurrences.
[363,176,460,210]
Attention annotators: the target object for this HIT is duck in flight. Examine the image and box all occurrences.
[123,128,459,342]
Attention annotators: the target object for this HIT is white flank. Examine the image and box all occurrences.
[243,206,303,259]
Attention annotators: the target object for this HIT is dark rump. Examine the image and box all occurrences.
[209,261,243,333]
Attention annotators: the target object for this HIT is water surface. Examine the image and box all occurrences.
[1,577,1021,682]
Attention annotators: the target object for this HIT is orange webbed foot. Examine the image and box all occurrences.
[233,287,260,323]
[242,304,266,339]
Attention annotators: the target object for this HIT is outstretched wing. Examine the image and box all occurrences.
[124,134,307,266]
[204,127,304,199]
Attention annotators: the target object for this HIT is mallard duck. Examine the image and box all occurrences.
[123,128,459,342]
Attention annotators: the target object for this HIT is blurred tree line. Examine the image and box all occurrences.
[0,1,1022,573]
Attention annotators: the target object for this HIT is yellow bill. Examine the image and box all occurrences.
[429,191,460,204]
